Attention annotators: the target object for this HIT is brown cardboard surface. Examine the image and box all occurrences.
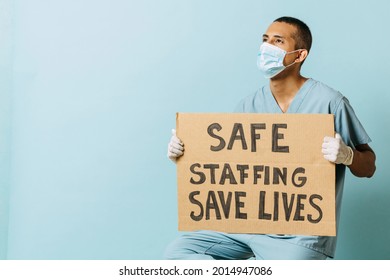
[176,113,336,236]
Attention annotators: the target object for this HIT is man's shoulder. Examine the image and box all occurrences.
[234,87,266,113]
[236,87,264,105]
[309,79,343,97]
[242,86,264,99]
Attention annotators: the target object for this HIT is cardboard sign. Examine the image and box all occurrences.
[176,113,336,236]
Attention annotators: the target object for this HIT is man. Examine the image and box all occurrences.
[165,16,376,260]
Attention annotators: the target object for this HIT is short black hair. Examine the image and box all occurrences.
[273,16,312,53]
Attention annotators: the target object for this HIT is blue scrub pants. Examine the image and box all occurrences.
[164,231,327,260]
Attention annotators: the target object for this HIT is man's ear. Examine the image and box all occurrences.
[296,49,308,63]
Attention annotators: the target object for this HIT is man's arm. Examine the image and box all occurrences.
[348,144,376,178]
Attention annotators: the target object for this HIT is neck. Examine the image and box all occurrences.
[269,73,308,112]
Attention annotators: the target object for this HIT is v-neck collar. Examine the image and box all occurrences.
[265,78,314,113]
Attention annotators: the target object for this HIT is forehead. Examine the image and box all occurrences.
[263,21,297,41]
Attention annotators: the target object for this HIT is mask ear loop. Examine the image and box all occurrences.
[284,49,303,68]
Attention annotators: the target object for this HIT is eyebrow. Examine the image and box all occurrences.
[262,34,285,39]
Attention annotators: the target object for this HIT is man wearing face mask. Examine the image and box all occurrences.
[165,16,376,260]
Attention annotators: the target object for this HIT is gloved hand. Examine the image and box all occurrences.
[322,133,354,165]
[167,129,184,162]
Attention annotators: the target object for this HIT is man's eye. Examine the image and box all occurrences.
[275,39,283,43]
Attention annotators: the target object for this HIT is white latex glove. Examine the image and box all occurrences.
[322,133,353,165]
[167,129,184,162]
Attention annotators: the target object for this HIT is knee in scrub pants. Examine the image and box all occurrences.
[163,231,253,260]
[249,235,328,260]
[164,233,215,260]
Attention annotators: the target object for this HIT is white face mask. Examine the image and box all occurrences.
[257,42,299,79]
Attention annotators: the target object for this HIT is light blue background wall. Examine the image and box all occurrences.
[0,0,13,259]
[2,0,389,259]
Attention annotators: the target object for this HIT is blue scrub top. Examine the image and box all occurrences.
[234,78,371,257]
